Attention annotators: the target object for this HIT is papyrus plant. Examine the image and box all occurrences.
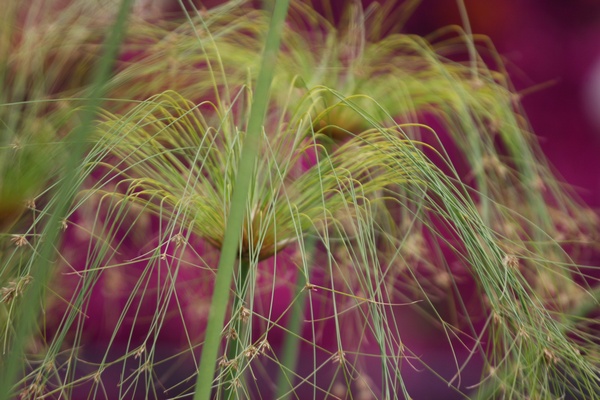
[1,0,598,399]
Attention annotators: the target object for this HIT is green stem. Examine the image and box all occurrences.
[223,258,250,400]
[192,1,290,398]
[275,237,316,399]
[472,285,600,400]
[0,0,134,397]
[274,272,307,399]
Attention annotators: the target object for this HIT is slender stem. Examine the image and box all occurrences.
[274,271,307,399]
[0,0,134,397]
[275,236,316,399]
[192,1,290,399]
[223,258,250,400]
[471,285,600,400]
[456,0,477,81]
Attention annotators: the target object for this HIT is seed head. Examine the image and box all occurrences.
[10,235,28,247]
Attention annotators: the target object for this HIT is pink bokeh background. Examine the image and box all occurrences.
[44,2,600,398]
[405,0,600,209]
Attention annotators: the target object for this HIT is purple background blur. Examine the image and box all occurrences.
[403,0,600,209]
[66,2,600,398]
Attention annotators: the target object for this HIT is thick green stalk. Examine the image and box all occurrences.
[192,1,290,399]
[0,0,134,397]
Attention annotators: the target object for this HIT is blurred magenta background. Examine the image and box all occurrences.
[403,0,600,209]
[62,2,600,398]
